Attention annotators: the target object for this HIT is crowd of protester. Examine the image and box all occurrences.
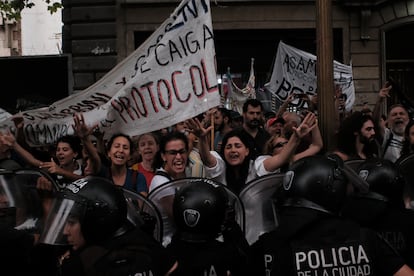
[1,81,414,275]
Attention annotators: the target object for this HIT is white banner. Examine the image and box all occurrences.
[0,0,219,146]
[265,41,354,111]
[0,108,12,122]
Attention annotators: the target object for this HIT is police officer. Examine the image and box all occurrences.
[249,155,414,276]
[342,158,414,268]
[39,176,177,276]
[0,169,59,276]
[0,173,37,275]
[166,178,250,275]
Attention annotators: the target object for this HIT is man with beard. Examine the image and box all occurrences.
[332,111,380,161]
[239,99,271,158]
[213,107,233,152]
[373,82,410,162]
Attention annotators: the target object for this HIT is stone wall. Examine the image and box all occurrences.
[62,0,117,93]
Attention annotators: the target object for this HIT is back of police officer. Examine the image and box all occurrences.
[166,178,250,276]
[342,158,414,268]
[249,155,414,276]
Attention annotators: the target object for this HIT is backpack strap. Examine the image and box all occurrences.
[131,169,138,191]
[155,170,172,181]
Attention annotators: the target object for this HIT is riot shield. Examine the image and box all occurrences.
[396,153,414,209]
[239,173,284,245]
[0,168,59,233]
[123,188,163,242]
[148,177,245,247]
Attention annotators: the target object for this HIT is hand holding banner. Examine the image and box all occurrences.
[0,0,220,147]
[265,41,354,112]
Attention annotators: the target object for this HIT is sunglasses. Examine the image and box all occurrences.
[272,141,288,150]
[165,149,188,156]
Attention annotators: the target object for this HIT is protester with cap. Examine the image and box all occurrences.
[265,116,285,137]
[256,112,323,176]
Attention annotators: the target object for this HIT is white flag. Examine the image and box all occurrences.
[0,0,219,146]
[231,58,256,114]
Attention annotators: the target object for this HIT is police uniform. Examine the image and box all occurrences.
[166,234,248,276]
[39,176,177,276]
[60,226,176,276]
[341,157,414,268]
[343,199,414,269]
[249,155,410,276]
[166,178,250,276]
[250,207,406,276]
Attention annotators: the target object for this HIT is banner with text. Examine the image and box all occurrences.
[0,0,219,146]
[265,41,354,111]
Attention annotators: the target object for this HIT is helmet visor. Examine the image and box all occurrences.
[39,196,85,246]
[0,173,39,229]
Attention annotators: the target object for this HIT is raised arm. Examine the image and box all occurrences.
[372,82,392,140]
[186,117,217,168]
[262,112,318,172]
[72,113,101,175]
[293,116,323,161]
[9,131,43,168]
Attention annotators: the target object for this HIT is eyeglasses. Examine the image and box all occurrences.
[165,149,187,156]
[272,141,288,150]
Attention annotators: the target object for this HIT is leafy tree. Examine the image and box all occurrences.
[0,0,62,21]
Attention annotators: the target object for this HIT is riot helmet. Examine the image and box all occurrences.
[357,158,405,207]
[282,155,348,214]
[173,178,228,242]
[40,176,127,246]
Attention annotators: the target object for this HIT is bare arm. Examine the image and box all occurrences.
[293,119,323,162]
[9,132,43,168]
[72,113,101,175]
[187,118,217,168]
[40,158,83,181]
[373,82,392,140]
[394,264,414,276]
[262,112,318,172]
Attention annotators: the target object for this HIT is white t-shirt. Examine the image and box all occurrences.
[382,128,404,162]
[203,151,275,186]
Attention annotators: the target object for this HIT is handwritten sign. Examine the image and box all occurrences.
[0,0,219,146]
[265,41,354,111]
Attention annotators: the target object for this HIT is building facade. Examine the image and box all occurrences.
[0,15,20,56]
[62,0,414,115]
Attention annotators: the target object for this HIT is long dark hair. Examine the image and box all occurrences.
[219,129,253,194]
[401,119,414,157]
[335,111,379,159]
